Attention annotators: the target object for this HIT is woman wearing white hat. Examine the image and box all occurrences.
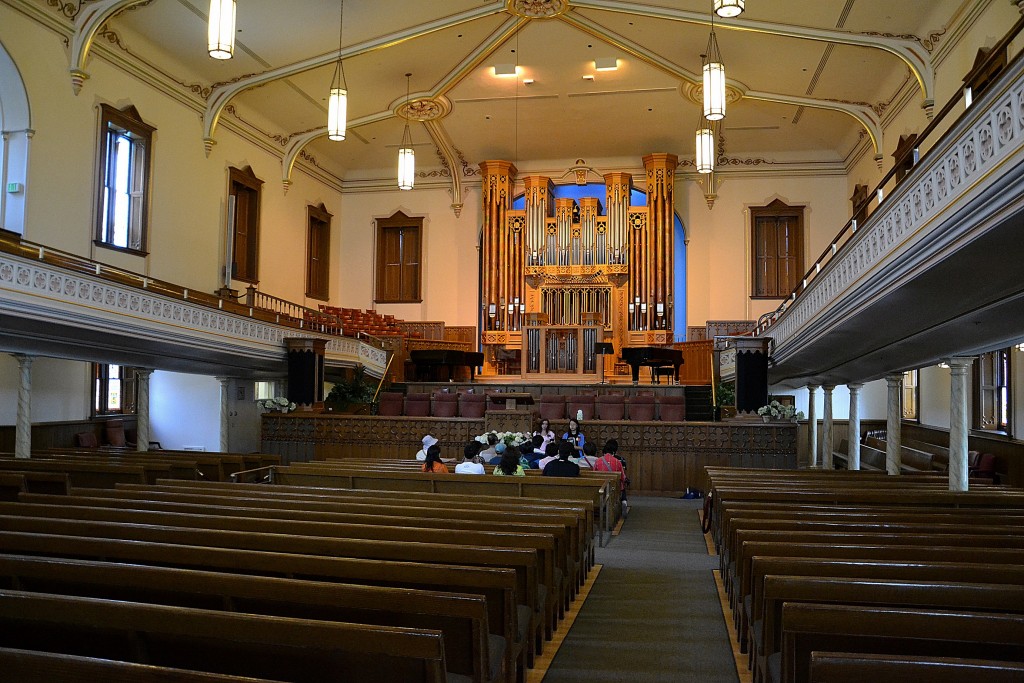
[415,434,438,461]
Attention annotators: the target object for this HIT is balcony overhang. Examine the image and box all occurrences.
[760,53,1024,388]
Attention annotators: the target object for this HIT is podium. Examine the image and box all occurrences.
[717,336,771,416]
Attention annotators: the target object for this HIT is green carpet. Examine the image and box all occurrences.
[542,496,739,682]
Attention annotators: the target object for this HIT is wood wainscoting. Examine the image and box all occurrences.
[261,414,797,495]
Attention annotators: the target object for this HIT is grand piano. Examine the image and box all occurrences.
[408,349,485,382]
[620,346,684,385]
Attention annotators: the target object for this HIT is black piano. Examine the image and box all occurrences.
[409,349,485,382]
[620,346,684,385]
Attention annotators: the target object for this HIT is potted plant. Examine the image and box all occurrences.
[756,400,805,423]
[324,368,378,414]
[715,381,736,420]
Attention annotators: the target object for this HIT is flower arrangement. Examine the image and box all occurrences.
[258,396,297,413]
[756,400,805,421]
[475,430,531,448]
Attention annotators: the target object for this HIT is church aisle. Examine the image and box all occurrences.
[541,496,739,682]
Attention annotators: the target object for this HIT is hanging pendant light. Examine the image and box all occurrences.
[702,11,727,121]
[714,0,744,18]
[398,73,415,190]
[695,119,715,174]
[207,0,236,60]
[327,0,348,141]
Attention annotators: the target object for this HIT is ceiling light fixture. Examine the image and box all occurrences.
[714,0,744,18]
[695,118,716,174]
[582,74,595,81]
[207,0,236,60]
[594,57,618,71]
[397,73,415,191]
[494,64,517,77]
[702,9,727,121]
[327,0,348,141]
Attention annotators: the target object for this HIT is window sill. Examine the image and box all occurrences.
[375,299,423,304]
[94,241,148,258]
[305,292,329,302]
[749,295,789,300]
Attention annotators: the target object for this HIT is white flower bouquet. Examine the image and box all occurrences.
[756,400,805,421]
[258,396,297,413]
[474,430,531,448]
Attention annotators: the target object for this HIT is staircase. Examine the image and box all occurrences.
[684,385,715,421]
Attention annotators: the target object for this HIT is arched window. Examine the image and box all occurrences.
[0,42,31,235]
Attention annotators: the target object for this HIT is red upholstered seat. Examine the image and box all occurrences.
[566,394,596,421]
[626,395,655,421]
[104,419,134,448]
[431,392,459,418]
[377,392,404,416]
[74,431,99,448]
[459,393,487,418]
[538,394,566,420]
[657,395,686,422]
[595,394,625,420]
[403,393,431,417]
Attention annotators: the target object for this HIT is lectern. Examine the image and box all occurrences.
[717,336,771,416]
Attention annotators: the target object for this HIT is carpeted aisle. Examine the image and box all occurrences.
[540,496,739,682]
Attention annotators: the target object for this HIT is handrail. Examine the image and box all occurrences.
[0,229,349,339]
[755,14,1024,337]
[243,285,343,335]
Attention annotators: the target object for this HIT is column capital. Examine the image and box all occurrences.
[885,373,903,386]
[215,376,232,385]
[135,367,153,378]
[822,384,836,392]
[847,382,864,391]
[1014,0,1024,16]
[806,384,820,392]
[946,356,975,370]
[11,353,34,366]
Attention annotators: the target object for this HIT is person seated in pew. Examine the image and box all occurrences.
[485,442,506,465]
[479,433,500,463]
[562,418,586,458]
[534,419,556,449]
[536,442,559,471]
[543,442,580,478]
[575,441,597,469]
[421,444,449,474]
[493,446,525,476]
[526,434,547,469]
[415,434,438,461]
[594,439,629,510]
[454,441,485,475]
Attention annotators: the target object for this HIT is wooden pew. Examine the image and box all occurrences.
[0,646,284,683]
[0,530,525,682]
[0,513,546,662]
[0,499,562,643]
[0,458,149,487]
[809,652,1024,683]
[757,575,1024,683]
[0,589,450,683]
[8,453,199,482]
[778,603,1024,683]
[0,553,501,683]
[136,480,595,568]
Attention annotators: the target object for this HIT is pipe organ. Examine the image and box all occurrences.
[480,154,678,379]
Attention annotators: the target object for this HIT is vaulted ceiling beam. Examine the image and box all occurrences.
[68,0,151,94]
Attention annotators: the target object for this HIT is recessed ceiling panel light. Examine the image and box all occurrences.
[582,74,595,81]
[493,63,517,77]
[594,57,618,71]
[523,78,535,85]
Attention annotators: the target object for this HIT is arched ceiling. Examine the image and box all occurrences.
[65,0,968,185]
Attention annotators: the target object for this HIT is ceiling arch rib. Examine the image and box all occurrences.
[68,0,151,94]
[202,1,508,155]
[563,12,884,158]
[571,0,935,112]
[281,14,523,198]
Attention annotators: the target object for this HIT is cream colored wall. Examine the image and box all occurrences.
[678,173,849,328]
[0,355,90,425]
[337,186,482,327]
[1,4,342,304]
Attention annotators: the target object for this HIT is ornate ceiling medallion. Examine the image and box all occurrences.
[683,82,745,107]
[397,96,451,122]
[507,0,569,19]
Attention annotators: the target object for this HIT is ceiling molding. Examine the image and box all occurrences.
[571,0,935,109]
[202,1,508,154]
[68,0,151,94]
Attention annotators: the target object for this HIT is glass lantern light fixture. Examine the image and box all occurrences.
[207,0,236,60]
[397,73,415,190]
[327,0,348,141]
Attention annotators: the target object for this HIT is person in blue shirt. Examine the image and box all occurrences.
[562,418,585,458]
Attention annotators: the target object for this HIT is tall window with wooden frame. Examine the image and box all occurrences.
[375,211,422,303]
[892,134,919,185]
[93,363,138,416]
[751,200,804,299]
[974,348,1011,435]
[306,203,332,300]
[95,104,154,253]
[228,166,263,283]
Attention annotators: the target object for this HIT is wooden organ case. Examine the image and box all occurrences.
[479,155,679,380]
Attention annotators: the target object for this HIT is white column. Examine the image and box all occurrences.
[847,383,864,470]
[136,368,152,452]
[822,385,835,470]
[948,357,974,492]
[217,376,231,452]
[806,385,819,468]
[13,354,33,459]
[885,373,903,475]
